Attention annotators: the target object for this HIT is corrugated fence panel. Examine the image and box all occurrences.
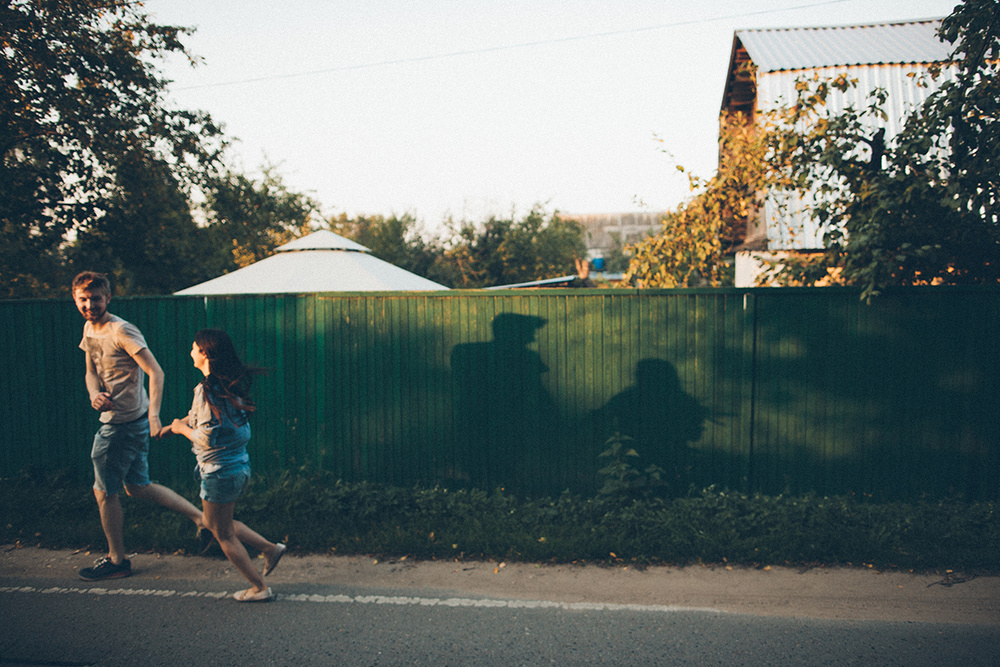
[1,300,89,475]
[2,288,997,500]
[748,289,1000,499]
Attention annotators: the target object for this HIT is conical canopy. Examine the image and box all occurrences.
[174,230,448,295]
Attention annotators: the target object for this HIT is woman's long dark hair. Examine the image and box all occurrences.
[194,329,265,419]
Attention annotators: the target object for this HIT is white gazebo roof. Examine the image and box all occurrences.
[174,230,448,295]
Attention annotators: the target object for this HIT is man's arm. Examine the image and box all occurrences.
[84,350,113,412]
[132,347,164,437]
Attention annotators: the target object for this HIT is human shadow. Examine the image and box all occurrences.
[591,358,710,496]
[449,313,559,493]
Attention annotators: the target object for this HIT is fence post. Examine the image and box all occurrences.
[741,291,758,494]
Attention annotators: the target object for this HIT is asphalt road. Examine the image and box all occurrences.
[2,547,998,666]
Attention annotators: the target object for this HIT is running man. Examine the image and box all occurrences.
[72,271,206,580]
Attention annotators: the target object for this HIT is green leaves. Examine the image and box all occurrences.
[625,113,768,288]
[204,163,320,269]
[760,3,998,296]
[433,206,587,288]
[597,432,667,502]
[6,467,999,570]
[1,0,225,297]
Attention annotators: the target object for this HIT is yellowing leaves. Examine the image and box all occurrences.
[625,112,773,289]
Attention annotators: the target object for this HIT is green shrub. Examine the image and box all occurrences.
[1,467,996,572]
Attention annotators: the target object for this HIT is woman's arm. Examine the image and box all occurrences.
[166,417,195,441]
[168,385,215,449]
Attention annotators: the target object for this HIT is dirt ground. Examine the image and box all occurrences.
[3,545,998,625]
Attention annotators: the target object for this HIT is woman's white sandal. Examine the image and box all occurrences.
[233,587,274,602]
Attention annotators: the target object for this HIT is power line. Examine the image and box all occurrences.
[173,0,853,91]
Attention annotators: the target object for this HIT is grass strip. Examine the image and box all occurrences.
[2,467,997,572]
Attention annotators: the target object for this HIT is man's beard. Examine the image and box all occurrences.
[83,306,106,322]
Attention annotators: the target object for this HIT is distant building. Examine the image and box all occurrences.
[562,211,663,267]
[721,18,956,286]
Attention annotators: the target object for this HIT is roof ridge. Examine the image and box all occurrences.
[729,18,953,75]
[275,229,370,253]
[738,16,943,34]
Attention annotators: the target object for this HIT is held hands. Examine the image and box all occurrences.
[151,416,188,439]
[149,415,191,440]
[149,415,163,438]
[162,417,191,439]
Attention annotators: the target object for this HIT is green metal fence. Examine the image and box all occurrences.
[2,288,997,499]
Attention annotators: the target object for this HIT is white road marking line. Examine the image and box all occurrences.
[0,585,725,614]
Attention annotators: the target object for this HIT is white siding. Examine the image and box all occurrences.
[756,63,956,131]
[754,63,957,251]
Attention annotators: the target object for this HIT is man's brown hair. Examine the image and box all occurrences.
[72,271,111,297]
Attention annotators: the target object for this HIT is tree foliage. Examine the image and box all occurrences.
[1,0,225,297]
[935,0,1000,225]
[328,212,441,280]
[769,75,999,295]
[624,116,771,287]
[324,207,589,288]
[436,207,586,288]
[65,150,229,294]
[599,233,633,275]
[770,0,1000,295]
[203,163,320,269]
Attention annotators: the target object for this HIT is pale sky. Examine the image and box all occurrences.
[149,0,960,231]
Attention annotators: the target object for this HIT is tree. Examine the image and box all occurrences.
[327,212,443,280]
[769,0,1000,296]
[435,207,586,288]
[757,0,999,295]
[1,0,224,297]
[935,0,1000,227]
[768,74,1000,295]
[65,150,229,294]
[204,163,320,269]
[600,232,632,275]
[624,115,772,287]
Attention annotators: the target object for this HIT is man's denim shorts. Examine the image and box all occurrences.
[91,417,151,493]
[197,463,251,504]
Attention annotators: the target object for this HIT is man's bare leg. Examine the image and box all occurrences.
[125,482,203,526]
[94,488,126,564]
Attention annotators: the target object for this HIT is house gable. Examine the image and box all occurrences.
[719,19,956,285]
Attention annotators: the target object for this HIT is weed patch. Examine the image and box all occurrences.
[1,467,996,572]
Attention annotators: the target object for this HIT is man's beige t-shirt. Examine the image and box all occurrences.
[79,315,150,424]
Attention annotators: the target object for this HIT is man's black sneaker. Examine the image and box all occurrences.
[79,556,132,581]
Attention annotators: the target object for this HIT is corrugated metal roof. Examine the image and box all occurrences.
[485,275,579,289]
[737,18,952,73]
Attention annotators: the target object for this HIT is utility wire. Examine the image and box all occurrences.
[174,0,853,91]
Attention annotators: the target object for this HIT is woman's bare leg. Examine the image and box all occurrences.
[202,499,266,594]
